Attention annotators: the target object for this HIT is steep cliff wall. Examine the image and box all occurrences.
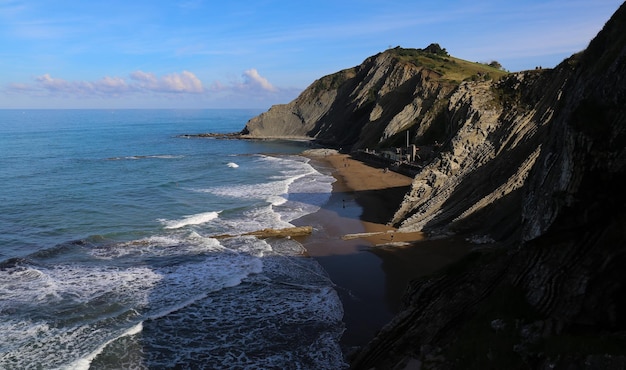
[351,3,626,369]
[392,67,570,240]
[242,46,503,150]
[241,4,626,368]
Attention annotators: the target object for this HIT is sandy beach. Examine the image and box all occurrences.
[294,153,473,348]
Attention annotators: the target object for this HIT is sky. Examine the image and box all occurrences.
[0,0,623,109]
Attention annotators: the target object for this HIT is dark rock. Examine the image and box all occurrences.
[237,4,626,369]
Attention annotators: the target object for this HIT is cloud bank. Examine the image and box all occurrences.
[130,70,204,93]
[21,70,205,96]
[7,69,281,98]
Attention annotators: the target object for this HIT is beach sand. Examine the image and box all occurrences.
[294,153,473,349]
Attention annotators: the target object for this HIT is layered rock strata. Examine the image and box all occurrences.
[352,4,626,369]
[241,4,626,368]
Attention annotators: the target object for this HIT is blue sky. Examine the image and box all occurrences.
[1,0,623,109]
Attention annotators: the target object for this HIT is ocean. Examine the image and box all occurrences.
[0,109,347,369]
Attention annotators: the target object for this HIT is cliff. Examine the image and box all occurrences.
[242,3,626,369]
[352,4,626,369]
[241,44,506,150]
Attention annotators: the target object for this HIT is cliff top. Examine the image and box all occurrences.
[308,45,510,95]
[386,44,510,82]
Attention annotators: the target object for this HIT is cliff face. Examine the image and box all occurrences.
[351,4,626,369]
[242,4,626,369]
[242,46,489,149]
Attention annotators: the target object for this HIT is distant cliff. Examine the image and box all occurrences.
[243,3,626,369]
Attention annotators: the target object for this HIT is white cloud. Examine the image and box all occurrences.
[129,70,159,90]
[161,71,204,93]
[241,69,277,92]
[32,74,132,96]
[23,70,204,96]
[35,73,72,91]
[95,76,129,92]
[4,68,296,107]
[129,70,204,93]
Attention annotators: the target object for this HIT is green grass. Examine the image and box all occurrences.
[311,67,357,93]
[311,46,509,95]
[388,47,509,83]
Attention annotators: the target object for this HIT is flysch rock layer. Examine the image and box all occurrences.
[239,4,626,367]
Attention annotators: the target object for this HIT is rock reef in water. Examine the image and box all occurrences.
[242,4,626,368]
[212,226,312,240]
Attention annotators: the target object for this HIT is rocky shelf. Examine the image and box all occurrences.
[211,226,313,240]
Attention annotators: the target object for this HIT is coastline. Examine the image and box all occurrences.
[294,152,473,349]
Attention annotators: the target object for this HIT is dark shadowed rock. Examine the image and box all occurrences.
[239,4,626,368]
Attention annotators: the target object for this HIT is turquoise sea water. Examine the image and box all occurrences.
[0,110,346,369]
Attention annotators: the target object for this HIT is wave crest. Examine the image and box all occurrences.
[158,211,220,230]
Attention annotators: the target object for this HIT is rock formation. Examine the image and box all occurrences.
[212,226,312,239]
[242,3,626,368]
[241,44,504,150]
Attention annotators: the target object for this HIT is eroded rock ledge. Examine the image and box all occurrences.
[212,226,313,240]
[177,132,242,139]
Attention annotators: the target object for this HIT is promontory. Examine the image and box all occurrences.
[241,4,626,368]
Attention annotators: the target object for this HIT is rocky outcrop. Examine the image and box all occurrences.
[241,45,498,150]
[241,4,626,368]
[212,226,313,239]
[350,3,626,369]
[392,70,562,240]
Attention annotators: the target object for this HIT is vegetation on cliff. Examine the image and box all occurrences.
[388,44,508,82]
[352,3,626,369]
[242,3,626,368]
[242,44,508,150]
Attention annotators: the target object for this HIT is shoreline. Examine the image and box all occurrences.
[294,152,474,349]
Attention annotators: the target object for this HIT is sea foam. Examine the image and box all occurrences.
[0,237,267,369]
[66,322,144,370]
[159,211,221,229]
[0,109,346,369]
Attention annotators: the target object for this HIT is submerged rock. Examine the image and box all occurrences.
[213,226,313,240]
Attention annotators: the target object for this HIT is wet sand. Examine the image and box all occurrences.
[294,153,473,349]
